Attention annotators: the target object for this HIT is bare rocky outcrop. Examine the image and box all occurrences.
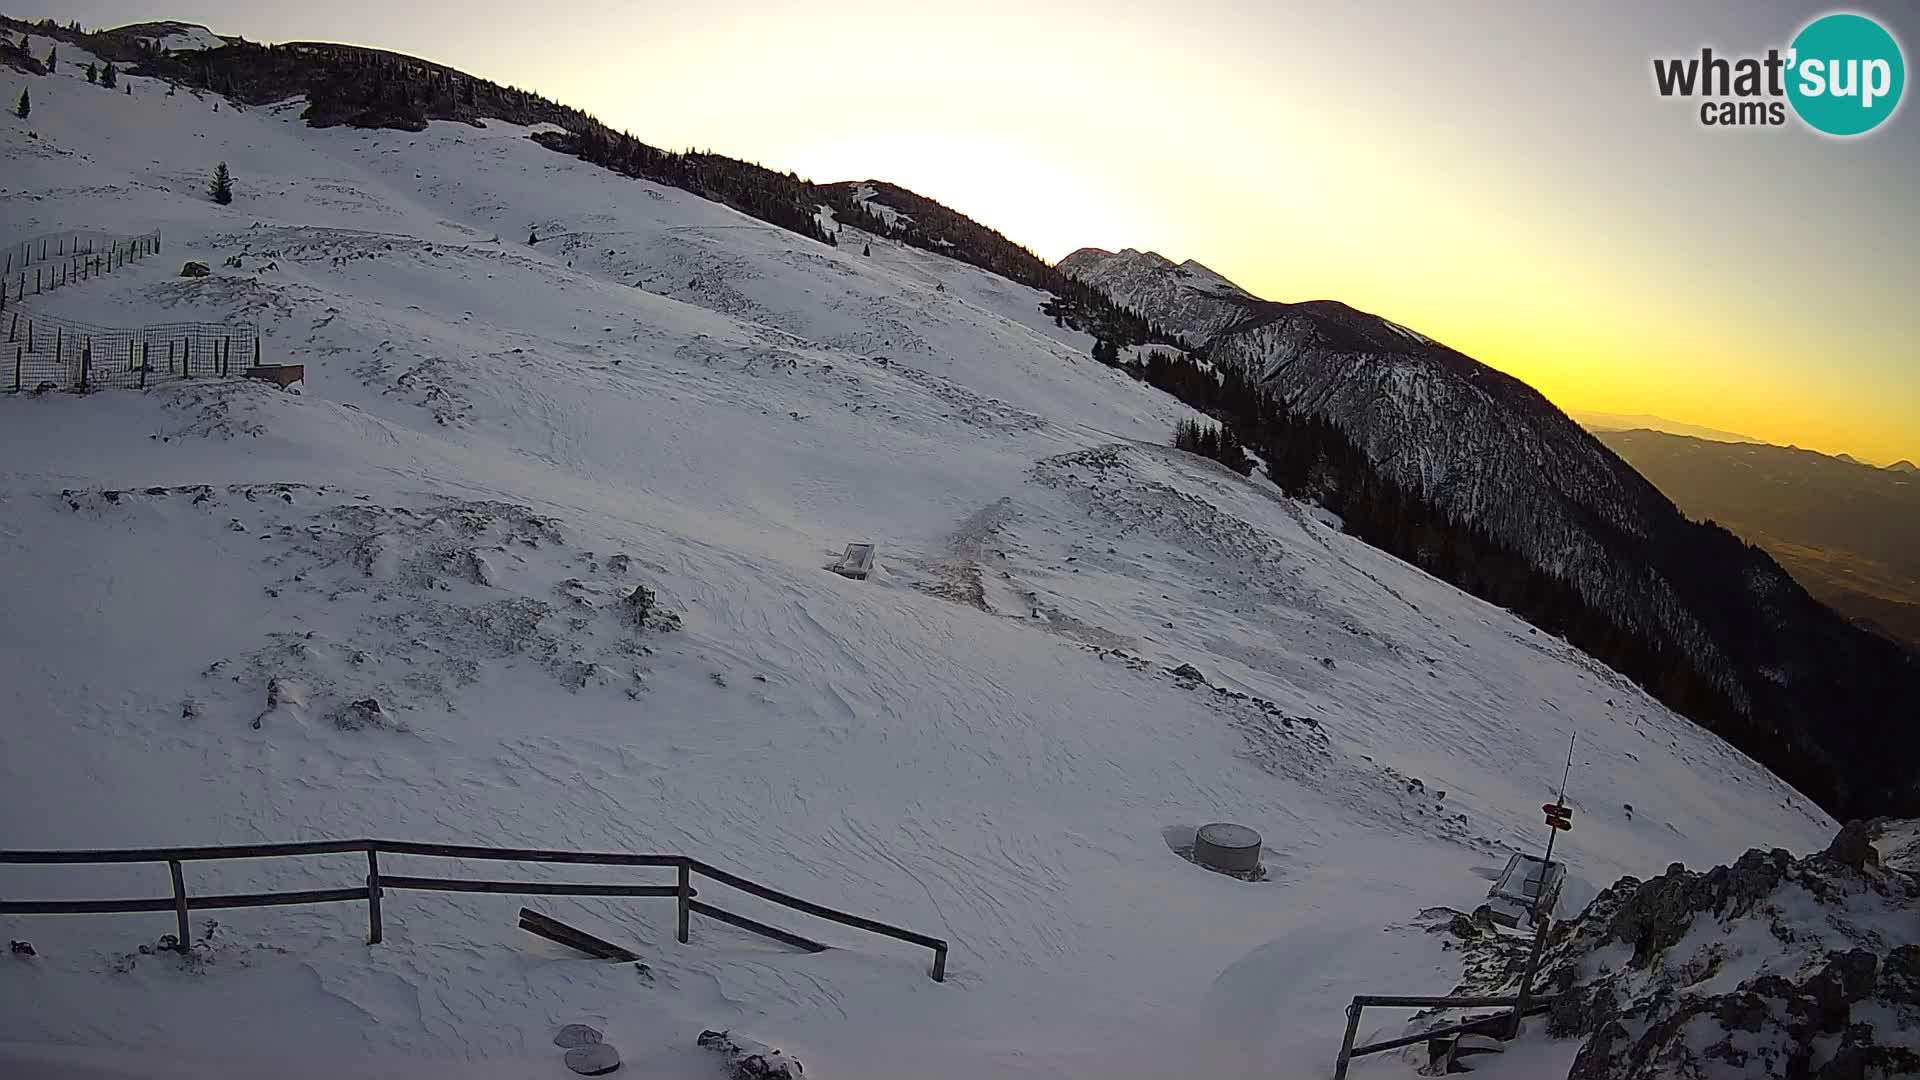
[1443,820,1919,1079]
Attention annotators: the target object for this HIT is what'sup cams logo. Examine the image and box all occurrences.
[1654,11,1905,135]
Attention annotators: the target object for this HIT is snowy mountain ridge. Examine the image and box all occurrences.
[1058,245,1262,346]
[1070,265,1920,821]
[0,24,1862,1080]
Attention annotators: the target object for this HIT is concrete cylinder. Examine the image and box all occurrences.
[1194,823,1262,873]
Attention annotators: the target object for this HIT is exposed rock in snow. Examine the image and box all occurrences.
[1448,820,1920,1079]
[563,1042,621,1075]
[553,1023,604,1048]
[699,1030,805,1079]
[331,696,390,731]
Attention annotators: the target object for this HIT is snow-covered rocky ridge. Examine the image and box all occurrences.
[1058,246,1260,346]
[1427,820,1920,1079]
[0,31,1839,1080]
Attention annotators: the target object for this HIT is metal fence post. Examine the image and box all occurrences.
[366,847,383,944]
[932,942,947,982]
[167,860,191,953]
[1332,999,1363,1080]
[12,345,20,392]
[676,861,691,944]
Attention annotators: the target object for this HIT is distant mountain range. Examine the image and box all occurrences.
[1060,249,1919,819]
[1596,430,1920,652]
[1571,410,1763,445]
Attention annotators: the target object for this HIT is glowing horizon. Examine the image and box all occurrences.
[26,0,1920,464]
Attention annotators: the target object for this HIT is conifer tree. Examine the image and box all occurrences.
[44,47,55,73]
[14,85,27,120]
[862,243,871,257]
[209,161,233,204]
[100,62,117,89]
[85,62,97,83]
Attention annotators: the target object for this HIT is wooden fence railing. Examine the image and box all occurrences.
[0,839,949,981]
[1331,992,1556,1078]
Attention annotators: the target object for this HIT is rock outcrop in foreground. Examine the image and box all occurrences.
[1455,821,1919,1078]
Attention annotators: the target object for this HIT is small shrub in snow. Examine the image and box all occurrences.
[180,261,210,277]
[13,86,26,119]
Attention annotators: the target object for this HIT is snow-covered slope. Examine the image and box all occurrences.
[0,39,1835,1080]
[1058,246,1260,346]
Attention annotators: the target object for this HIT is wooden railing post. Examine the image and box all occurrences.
[167,859,191,953]
[1332,999,1363,1080]
[366,846,383,944]
[1509,914,1552,1038]
[676,861,691,944]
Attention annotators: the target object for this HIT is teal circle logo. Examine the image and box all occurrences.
[1787,13,1905,135]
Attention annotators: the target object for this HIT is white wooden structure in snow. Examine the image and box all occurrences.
[830,543,876,580]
